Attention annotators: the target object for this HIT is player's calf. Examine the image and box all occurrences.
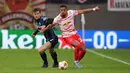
[49,49,59,68]
[73,42,87,63]
[77,44,86,62]
[73,42,84,60]
[38,42,52,68]
[39,52,48,68]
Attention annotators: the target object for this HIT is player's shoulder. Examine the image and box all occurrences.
[68,10,75,12]
[68,10,76,14]
[40,16,48,21]
[54,14,61,20]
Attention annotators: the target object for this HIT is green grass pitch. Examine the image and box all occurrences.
[0,49,130,73]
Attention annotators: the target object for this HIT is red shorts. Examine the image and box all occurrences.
[63,33,84,46]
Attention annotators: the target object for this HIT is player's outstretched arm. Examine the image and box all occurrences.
[38,25,46,33]
[32,28,41,36]
[77,6,100,14]
[37,18,54,33]
[32,24,50,36]
[38,24,52,33]
[44,24,52,31]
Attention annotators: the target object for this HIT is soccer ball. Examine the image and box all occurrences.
[58,61,68,70]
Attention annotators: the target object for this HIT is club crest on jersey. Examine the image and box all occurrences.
[36,23,42,26]
[63,21,71,26]
[39,23,42,25]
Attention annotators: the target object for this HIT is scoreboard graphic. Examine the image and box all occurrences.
[78,30,130,49]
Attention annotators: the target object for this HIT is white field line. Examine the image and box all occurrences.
[87,49,130,66]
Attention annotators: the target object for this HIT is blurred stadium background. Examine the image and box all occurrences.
[0,0,130,73]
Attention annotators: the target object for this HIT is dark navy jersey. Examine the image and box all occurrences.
[35,16,53,27]
[34,16,57,41]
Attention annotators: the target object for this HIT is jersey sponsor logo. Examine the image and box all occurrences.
[50,39,54,42]
[38,23,42,26]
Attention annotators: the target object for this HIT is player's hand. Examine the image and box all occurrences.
[93,6,100,11]
[32,32,36,36]
[38,25,46,33]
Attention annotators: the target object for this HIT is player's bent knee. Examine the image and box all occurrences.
[75,42,84,50]
[38,46,47,53]
[38,48,43,53]
[81,45,86,50]
[83,49,87,53]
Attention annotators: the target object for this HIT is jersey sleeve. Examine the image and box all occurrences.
[41,17,53,26]
[69,10,79,16]
[40,16,48,26]
[41,16,48,22]
[45,18,54,26]
[52,16,59,26]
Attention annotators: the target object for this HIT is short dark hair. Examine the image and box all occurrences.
[60,5,67,9]
[33,8,41,13]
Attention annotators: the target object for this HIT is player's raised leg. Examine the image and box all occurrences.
[38,42,51,68]
[65,34,86,68]
[75,34,87,62]
[72,40,84,68]
[78,45,86,62]
[64,37,80,68]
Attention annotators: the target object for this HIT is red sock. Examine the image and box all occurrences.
[74,47,79,61]
[78,49,86,62]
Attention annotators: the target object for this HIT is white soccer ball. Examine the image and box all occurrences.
[58,61,68,70]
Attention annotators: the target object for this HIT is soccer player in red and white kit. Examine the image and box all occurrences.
[44,5,100,68]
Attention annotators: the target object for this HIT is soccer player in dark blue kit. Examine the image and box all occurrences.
[32,8,58,68]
